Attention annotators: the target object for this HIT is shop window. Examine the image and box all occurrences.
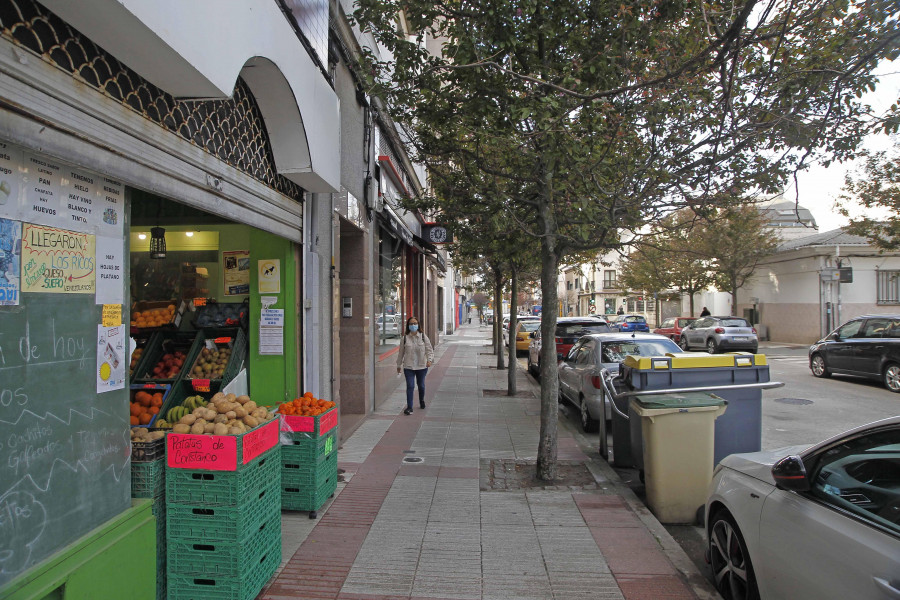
[376,228,405,353]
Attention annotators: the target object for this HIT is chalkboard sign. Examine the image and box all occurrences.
[0,287,130,585]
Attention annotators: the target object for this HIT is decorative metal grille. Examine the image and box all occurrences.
[0,0,304,202]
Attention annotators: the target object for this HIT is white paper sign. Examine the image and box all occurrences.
[97,324,126,393]
[22,151,65,227]
[0,141,24,220]
[60,167,99,231]
[259,308,284,355]
[97,176,124,235]
[95,235,124,304]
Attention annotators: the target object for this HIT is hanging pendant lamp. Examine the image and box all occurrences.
[150,226,167,259]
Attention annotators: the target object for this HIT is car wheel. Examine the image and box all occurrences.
[679,337,689,350]
[810,353,831,378]
[883,362,900,393]
[708,510,760,600]
[706,339,718,354]
[580,396,599,433]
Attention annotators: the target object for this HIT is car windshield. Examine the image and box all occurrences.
[720,318,750,327]
[520,321,541,332]
[601,339,681,363]
[559,323,610,335]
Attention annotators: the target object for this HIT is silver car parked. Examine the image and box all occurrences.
[558,332,682,432]
[680,316,758,354]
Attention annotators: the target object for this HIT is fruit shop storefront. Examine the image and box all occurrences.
[0,1,340,598]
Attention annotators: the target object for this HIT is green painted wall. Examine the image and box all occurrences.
[2,501,156,600]
[248,228,298,407]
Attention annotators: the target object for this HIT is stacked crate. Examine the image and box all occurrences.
[280,406,339,517]
[165,421,282,600]
[131,441,167,600]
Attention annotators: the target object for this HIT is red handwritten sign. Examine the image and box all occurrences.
[241,419,278,465]
[279,406,337,436]
[167,433,237,471]
[191,378,211,392]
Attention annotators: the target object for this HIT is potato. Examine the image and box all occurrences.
[181,414,197,426]
[214,414,228,424]
[225,411,237,420]
[203,422,215,434]
[190,422,206,435]
[251,407,268,420]
[211,392,226,403]
[226,393,237,402]
[203,408,217,421]
[173,424,191,434]
[134,427,149,436]
[149,431,166,440]
[192,407,206,416]
[234,407,247,419]
[236,395,251,405]
[243,400,257,412]
[213,423,229,436]
[242,415,259,428]
[228,426,243,435]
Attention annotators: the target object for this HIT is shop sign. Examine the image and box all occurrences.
[257,259,280,294]
[223,250,250,295]
[21,224,95,294]
[422,224,452,244]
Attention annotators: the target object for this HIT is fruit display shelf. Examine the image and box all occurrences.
[133,330,204,386]
[184,328,247,386]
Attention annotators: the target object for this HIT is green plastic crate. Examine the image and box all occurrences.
[132,458,166,499]
[183,328,247,386]
[166,480,280,543]
[279,405,338,441]
[281,429,336,465]
[282,466,338,512]
[166,539,280,600]
[167,510,280,577]
[166,445,279,506]
[282,450,337,489]
[135,330,204,385]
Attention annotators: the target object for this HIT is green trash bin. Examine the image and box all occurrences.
[630,392,726,524]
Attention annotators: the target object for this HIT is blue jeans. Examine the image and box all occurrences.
[404,368,428,409]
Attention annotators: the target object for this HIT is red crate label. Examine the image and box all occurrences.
[242,419,278,465]
[167,433,237,471]
[213,337,233,344]
[191,379,211,392]
[280,406,337,436]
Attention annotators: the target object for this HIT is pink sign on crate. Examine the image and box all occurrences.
[167,433,237,471]
[279,406,337,436]
[241,419,278,465]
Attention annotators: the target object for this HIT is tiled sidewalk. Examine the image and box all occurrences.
[261,324,718,600]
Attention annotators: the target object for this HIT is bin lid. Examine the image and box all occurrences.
[623,353,766,370]
[633,391,726,409]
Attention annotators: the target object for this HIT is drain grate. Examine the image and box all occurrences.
[774,397,814,405]
[402,457,424,463]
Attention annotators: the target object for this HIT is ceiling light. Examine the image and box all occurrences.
[138,233,147,240]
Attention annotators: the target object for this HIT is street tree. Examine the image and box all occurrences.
[838,144,900,249]
[704,204,780,312]
[618,244,674,319]
[354,0,899,480]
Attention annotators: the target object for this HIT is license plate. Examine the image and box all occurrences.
[733,336,747,341]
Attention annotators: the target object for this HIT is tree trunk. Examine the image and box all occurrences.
[494,269,505,369]
[536,241,560,481]
[508,267,518,395]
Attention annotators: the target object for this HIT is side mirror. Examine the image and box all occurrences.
[772,455,810,492]
[557,352,565,362]
[530,332,536,339]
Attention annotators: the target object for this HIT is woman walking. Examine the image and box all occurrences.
[397,316,434,415]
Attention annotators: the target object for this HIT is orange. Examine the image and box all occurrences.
[139,413,153,425]
[130,415,139,425]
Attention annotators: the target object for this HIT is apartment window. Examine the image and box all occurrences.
[877,270,900,304]
[603,270,617,289]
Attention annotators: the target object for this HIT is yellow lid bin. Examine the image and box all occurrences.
[630,392,727,524]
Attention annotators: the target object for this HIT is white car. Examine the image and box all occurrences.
[705,416,900,600]
[376,314,400,338]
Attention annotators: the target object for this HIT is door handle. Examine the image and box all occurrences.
[874,577,900,599]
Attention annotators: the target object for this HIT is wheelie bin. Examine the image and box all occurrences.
[621,353,768,466]
[630,392,727,523]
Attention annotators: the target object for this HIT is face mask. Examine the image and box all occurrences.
[409,324,419,332]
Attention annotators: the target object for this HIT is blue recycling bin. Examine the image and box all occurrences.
[621,353,769,467]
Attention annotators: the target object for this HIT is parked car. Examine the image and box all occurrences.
[558,333,682,432]
[680,316,758,353]
[511,318,541,354]
[653,316,697,343]
[375,314,400,338]
[705,415,900,600]
[610,314,650,333]
[808,314,900,392]
[484,310,494,324]
[527,317,611,377]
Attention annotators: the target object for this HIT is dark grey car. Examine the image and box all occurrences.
[679,316,758,353]
[808,315,900,392]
